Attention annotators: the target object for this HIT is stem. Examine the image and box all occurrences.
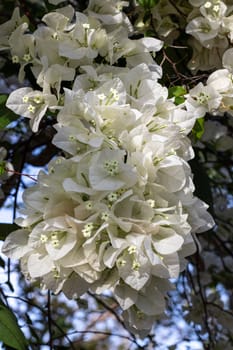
[47,290,53,350]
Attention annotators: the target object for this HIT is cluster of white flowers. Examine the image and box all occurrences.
[186,0,233,71]
[136,0,233,72]
[185,47,233,118]
[1,0,214,336]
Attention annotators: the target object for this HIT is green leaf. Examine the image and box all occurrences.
[174,96,185,105]
[0,161,6,175]
[0,95,19,129]
[0,95,8,104]
[168,86,186,105]
[137,0,159,9]
[168,85,186,98]
[0,112,18,129]
[0,224,19,241]
[0,302,28,350]
[192,117,205,141]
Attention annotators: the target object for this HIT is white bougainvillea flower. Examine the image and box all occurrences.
[0,0,216,337]
[33,27,65,72]
[0,229,32,260]
[86,0,130,27]
[223,14,233,42]
[8,23,35,81]
[107,26,163,66]
[42,7,74,30]
[155,155,187,192]
[207,69,233,93]
[89,148,137,191]
[120,63,167,109]
[28,217,78,261]
[222,48,233,72]
[27,253,55,278]
[125,36,163,68]
[6,87,58,132]
[61,271,91,299]
[118,275,173,336]
[186,17,219,47]
[58,12,108,61]
[170,108,197,135]
[0,7,28,51]
[187,38,225,72]
[53,123,104,156]
[86,77,126,108]
[35,58,75,95]
[185,82,222,117]
[200,1,227,21]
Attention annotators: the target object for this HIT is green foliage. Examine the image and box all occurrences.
[192,117,205,141]
[0,301,28,350]
[137,0,160,9]
[0,161,6,175]
[168,85,186,105]
[168,86,186,98]
[0,95,18,129]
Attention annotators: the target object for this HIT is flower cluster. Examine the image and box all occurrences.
[185,47,233,117]
[1,1,214,336]
[1,1,162,131]
[135,0,233,72]
[186,0,233,71]
[138,0,190,43]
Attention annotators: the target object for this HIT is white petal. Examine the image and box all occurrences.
[46,233,77,260]
[114,283,138,310]
[153,234,184,255]
[62,273,90,298]
[1,229,31,259]
[27,253,54,278]
[136,288,166,315]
